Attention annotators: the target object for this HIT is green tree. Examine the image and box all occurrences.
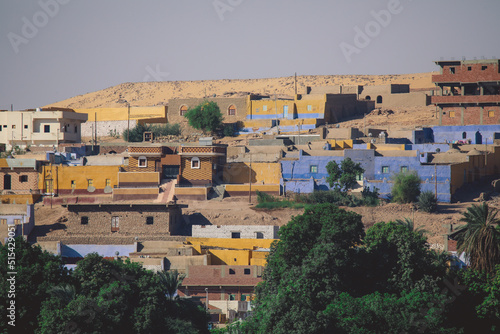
[391,170,421,203]
[249,204,366,333]
[184,101,223,133]
[0,237,69,334]
[455,203,500,273]
[326,158,364,191]
[158,270,185,301]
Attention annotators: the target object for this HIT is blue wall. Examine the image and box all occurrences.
[433,125,500,144]
[61,244,136,258]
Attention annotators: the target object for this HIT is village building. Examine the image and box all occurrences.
[0,158,43,204]
[432,58,500,126]
[0,108,87,151]
[0,203,34,242]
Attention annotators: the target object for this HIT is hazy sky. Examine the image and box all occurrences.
[1,0,499,110]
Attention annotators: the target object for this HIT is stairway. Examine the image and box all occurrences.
[155,179,177,203]
[209,184,225,201]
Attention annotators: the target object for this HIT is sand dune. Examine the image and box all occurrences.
[45,73,435,109]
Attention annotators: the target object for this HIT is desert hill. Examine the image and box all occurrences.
[45,73,436,109]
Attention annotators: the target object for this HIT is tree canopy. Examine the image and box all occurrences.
[184,101,223,133]
[326,158,364,191]
[391,170,421,203]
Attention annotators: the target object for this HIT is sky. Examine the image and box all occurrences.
[1,0,499,110]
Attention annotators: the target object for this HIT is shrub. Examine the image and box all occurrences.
[256,190,276,204]
[122,123,149,142]
[361,187,380,207]
[391,171,421,203]
[418,191,438,213]
[150,123,181,137]
[223,124,235,137]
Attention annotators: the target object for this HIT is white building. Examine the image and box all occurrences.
[192,225,279,239]
[0,109,87,150]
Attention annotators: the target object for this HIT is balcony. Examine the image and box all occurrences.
[431,95,500,105]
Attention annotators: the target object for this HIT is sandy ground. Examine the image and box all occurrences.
[44,73,435,109]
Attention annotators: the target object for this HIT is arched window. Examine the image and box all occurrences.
[377,95,383,103]
[180,105,188,116]
[462,132,467,139]
[191,157,200,169]
[365,96,371,101]
[228,105,236,116]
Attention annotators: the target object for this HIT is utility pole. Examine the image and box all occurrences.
[94,112,97,146]
[127,104,130,142]
[274,91,279,134]
[294,72,297,96]
[434,163,438,200]
[248,153,252,204]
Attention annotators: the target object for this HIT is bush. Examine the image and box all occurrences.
[391,171,421,203]
[223,124,235,137]
[122,123,181,142]
[122,123,149,142]
[361,187,380,207]
[418,191,438,213]
[256,190,276,204]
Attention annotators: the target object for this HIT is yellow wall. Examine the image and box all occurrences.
[187,237,276,250]
[223,162,281,184]
[119,172,159,184]
[174,187,208,196]
[250,100,294,118]
[113,188,158,196]
[38,165,120,192]
[225,184,280,193]
[209,249,252,265]
[74,106,167,122]
[327,139,353,150]
[279,118,317,126]
[372,144,406,151]
[240,120,274,128]
[0,194,41,204]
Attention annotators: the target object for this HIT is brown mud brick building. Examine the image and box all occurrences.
[432,59,500,126]
[0,158,42,204]
[62,203,184,238]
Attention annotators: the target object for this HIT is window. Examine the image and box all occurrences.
[81,216,89,225]
[382,166,389,174]
[74,126,77,133]
[255,108,260,113]
[111,216,119,232]
[44,125,50,133]
[228,105,236,116]
[449,111,456,118]
[19,175,28,182]
[146,216,154,225]
[356,173,363,181]
[450,67,455,74]
[482,66,488,71]
[24,125,28,129]
[88,179,93,187]
[377,95,383,103]
[191,157,200,169]
[400,166,409,173]
[45,179,53,193]
[180,105,188,116]
[3,125,6,128]
[365,96,371,100]
[462,132,467,139]
[138,156,147,168]
[106,179,111,187]
[0,126,2,131]
[244,268,251,275]
[310,165,318,173]
[488,110,495,117]
[0,219,6,225]
[14,219,21,226]
[231,232,241,239]
[467,66,472,71]
[229,269,235,275]
[307,105,312,111]
[255,232,264,239]
[71,180,76,190]
[263,105,267,111]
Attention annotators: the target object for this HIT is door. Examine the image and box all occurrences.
[111,216,119,232]
[283,105,288,119]
[162,165,180,179]
[3,174,11,190]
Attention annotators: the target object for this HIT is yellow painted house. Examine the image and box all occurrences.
[38,165,120,195]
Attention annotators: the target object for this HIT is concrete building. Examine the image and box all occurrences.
[0,204,34,243]
[432,59,500,126]
[0,108,87,150]
[192,225,279,239]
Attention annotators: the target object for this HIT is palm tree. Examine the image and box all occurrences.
[455,203,500,272]
[50,284,76,304]
[394,218,428,235]
[157,270,186,301]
